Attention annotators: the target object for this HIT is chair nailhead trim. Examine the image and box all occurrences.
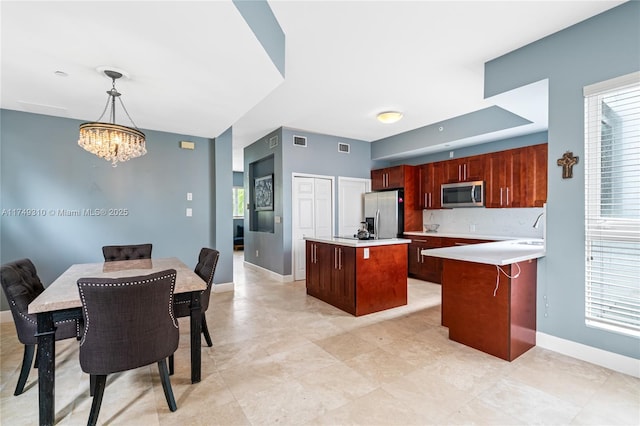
[12,300,37,325]
[78,271,178,346]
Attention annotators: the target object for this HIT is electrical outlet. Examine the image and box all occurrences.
[469,223,476,232]
[256,250,259,257]
[363,248,370,259]
[187,192,192,201]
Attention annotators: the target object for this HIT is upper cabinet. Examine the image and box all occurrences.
[526,143,548,208]
[442,155,485,183]
[373,143,548,211]
[370,165,422,231]
[485,143,547,208]
[485,148,524,208]
[418,162,444,210]
[371,166,405,190]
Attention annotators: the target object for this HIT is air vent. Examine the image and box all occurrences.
[269,136,279,149]
[338,142,350,153]
[293,135,307,147]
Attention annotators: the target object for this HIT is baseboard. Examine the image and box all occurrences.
[537,332,640,378]
[243,261,294,282]
[0,310,12,323]
[212,281,234,293]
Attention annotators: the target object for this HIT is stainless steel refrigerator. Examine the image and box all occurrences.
[363,190,404,239]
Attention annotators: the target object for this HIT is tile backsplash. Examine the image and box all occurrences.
[423,206,545,239]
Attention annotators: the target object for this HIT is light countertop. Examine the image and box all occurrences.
[404,231,523,241]
[305,236,411,247]
[420,239,545,266]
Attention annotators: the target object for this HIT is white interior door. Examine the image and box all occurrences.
[292,176,334,281]
[314,178,332,238]
[293,177,315,281]
[338,177,371,237]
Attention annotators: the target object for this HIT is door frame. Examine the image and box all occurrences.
[291,172,335,281]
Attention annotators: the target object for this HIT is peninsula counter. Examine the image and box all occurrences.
[421,239,545,361]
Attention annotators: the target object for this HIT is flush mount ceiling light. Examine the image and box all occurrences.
[78,70,146,167]
[376,111,403,124]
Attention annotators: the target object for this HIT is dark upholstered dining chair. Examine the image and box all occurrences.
[102,243,152,262]
[0,258,78,395]
[169,248,219,374]
[77,269,179,426]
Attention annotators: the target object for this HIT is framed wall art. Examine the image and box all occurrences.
[254,174,273,211]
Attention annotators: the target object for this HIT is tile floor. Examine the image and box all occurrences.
[1,251,639,425]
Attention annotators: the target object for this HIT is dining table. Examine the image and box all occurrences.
[28,257,207,426]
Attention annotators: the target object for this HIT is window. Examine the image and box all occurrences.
[584,72,640,337]
[232,187,245,218]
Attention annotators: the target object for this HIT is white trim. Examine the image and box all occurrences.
[243,261,293,282]
[1,310,13,323]
[536,332,640,378]
[212,282,234,293]
[583,71,640,96]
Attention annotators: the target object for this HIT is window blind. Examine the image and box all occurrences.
[584,72,640,338]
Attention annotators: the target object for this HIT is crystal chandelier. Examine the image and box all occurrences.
[78,70,146,167]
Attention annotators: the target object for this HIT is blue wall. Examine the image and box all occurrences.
[389,131,548,166]
[372,106,532,161]
[243,128,283,273]
[0,109,230,309]
[482,1,640,359]
[212,127,234,283]
[243,127,372,276]
[233,0,285,77]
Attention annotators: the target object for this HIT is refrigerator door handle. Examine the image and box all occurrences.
[375,209,380,240]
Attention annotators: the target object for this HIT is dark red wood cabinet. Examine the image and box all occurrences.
[407,236,443,283]
[418,162,444,210]
[441,258,537,361]
[306,241,407,316]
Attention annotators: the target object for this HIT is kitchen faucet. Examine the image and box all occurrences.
[532,212,545,228]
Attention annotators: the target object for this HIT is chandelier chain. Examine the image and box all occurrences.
[117,96,140,129]
[94,95,111,123]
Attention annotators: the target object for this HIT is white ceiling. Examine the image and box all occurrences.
[1,1,625,171]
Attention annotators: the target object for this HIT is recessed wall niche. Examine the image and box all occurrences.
[249,155,275,233]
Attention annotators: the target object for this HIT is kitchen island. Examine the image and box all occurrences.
[422,239,545,361]
[305,237,410,316]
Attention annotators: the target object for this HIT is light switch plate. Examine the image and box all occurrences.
[186,208,192,217]
[187,192,192,201]
[363,248,370,259]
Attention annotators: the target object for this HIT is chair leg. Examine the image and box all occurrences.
[90,374,96,397]
[201,316,213,347]
[88,375,107,426]
[168,354,174,376]
[157,359,177,412]
[14,344,36,396]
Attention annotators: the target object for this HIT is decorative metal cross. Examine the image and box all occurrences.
[557,151,579,179]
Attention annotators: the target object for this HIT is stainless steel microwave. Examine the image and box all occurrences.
[441,181,484,208]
